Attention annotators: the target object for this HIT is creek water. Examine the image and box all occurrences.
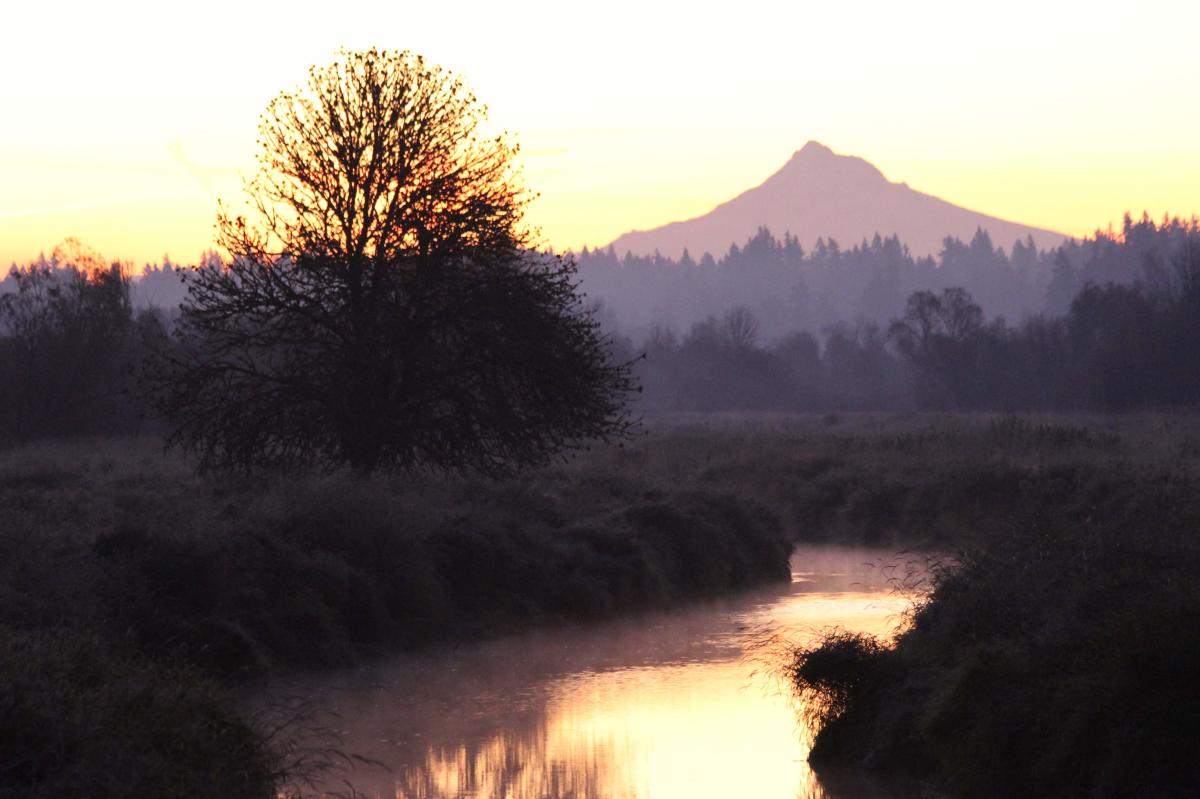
[270,545,923,798]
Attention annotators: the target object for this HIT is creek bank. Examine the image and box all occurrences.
[788,467,1200,798]
[0,439,791,797]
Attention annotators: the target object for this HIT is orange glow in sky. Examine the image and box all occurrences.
[3,0,1198,266]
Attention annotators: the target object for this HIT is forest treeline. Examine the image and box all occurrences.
[611,214,1200,413]
[580,212,1200,335]
[2,215,1199,444]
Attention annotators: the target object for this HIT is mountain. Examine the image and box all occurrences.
[606,142,1067,259]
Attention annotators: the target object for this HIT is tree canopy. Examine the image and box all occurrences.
[148,49,636,474]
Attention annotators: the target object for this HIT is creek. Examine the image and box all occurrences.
[269,545,922,798]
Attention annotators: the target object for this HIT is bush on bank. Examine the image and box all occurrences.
[0,627,279,799]
[10,413,1200,795]
[0,439,792,795]
[788,470,1200,797]
[0,447,789,678]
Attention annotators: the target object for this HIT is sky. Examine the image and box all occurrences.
[2,0,1198,267]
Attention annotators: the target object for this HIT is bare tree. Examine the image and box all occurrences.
[888,288,983,362]
[720,305,760,350]
[888,287,985,408]
[147,49,635,474]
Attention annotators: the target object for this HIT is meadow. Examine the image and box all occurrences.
[0,431,791,797]
[3,412,1199,796]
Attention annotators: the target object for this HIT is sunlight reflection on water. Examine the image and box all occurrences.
[276,545,921,798]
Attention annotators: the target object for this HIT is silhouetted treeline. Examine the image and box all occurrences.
[0,248,173,441]
[579,213,1198,337]
[624,310,907,412]
[3,215,1199,443]
[613,217,1200,413]
[580,227,1046,338]
[1045,214,1200,314]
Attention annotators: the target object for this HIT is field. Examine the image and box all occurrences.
[0,429,792,797]
[3,412,1199,796]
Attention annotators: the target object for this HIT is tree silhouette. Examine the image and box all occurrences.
[720,305,760,351]
[148,49,635,474]
[889,287,985,408]
[0,242,139,440]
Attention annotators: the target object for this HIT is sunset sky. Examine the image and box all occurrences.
[3,0,1198,267]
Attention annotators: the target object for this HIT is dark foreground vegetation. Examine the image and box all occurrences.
[0,437,789,797]
[0,628,279,798]
[782,415,1200,797]
[5,414,1200,794]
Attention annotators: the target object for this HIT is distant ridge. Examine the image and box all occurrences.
[607,142,1067,259]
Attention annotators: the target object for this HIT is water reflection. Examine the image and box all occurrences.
[276,546,920,798]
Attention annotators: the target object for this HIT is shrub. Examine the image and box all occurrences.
[0,627,279,799]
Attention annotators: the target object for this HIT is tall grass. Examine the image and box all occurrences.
[0,434,792,794]
[7,413,1200,794]
[782,419,1200,797]
[0,627,279,798]
[0,442,790,677]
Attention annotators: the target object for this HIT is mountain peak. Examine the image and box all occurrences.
[795,140,834,158]
[607,144,1067,259]
[774,141,885,186]
[782,141,840,170]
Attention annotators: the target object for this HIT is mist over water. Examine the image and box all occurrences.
[272,546,920,798]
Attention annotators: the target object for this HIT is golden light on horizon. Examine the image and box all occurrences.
[3,0,1198,266]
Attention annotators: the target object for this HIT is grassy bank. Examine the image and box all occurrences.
[777,416,1200,796]
[587,412,1200,547]
[0,439,790,676]
[0,627,280,799]
[0,436,790,796]
[7,413,1200,795]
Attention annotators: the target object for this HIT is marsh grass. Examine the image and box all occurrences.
[0,626,278,799]
[0,432,795,795]
[775,416,1200,796]
[7,413,1200,795]
[0,440,792,676]
[578,412,1200,552]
